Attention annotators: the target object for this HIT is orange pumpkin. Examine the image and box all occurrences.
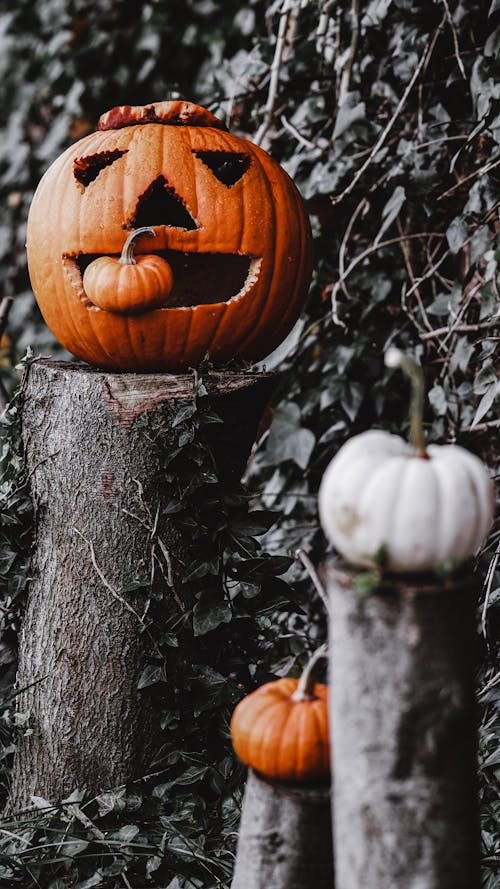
[26,100,313,372]
[83,227,174,314]
[230,648,329,783]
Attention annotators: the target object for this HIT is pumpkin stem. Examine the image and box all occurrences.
[385,347,427,458]
[291,644,328,702]
[119,227,156,266]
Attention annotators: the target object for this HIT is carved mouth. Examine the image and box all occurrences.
[62,250,261,311]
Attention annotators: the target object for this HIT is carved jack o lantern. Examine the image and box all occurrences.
[27,101,313,372]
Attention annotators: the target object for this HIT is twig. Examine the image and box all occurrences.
[254,0,299,147]
[336,0,360,108]
[330,231,445,317]
[0,296,13,340]
[294,548,330,615]
[0,297,14,410]
[437,156,500,201]
[156,537,185,612]
[479,666,500,696]
[403,243,452,302]
[461,418,500,433]
[338,196,369,299]
[481,551,499,646]
[439,0,467,79]
[331,21,444,206]
[73,527,145,624]
[396,218,435,334]
[420,316,498,340]
[65,803,106,841]
[280,114,316,150]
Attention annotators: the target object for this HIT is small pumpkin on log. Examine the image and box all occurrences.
[318,348,494,574]
[230,646,329,783]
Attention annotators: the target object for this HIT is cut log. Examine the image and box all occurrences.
[10,359,274,809]
[231,768,334,889]
[325,562,480,889]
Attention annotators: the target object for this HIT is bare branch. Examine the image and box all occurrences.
[420,317,499,340]
[254,0,300,148]
[331,21,445,206]
[294,548,330,615]
[0,296,13,340]
[439,0,467,80]
[336,0,360,108]
[437,156,500,202]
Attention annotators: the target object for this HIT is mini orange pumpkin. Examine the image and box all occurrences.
[230,647,329,784]
[27,100,313,372]
[83,227,174,314]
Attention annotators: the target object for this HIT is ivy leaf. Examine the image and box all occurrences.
[471,380,499,427]
[446,217,469,253]
[428,384,449,416]
[172,403,197,427]
[332,96,366,139]
[374,186,406,245]
[138,665,167,689]
[264,403,316,469]
[193,592,232,636]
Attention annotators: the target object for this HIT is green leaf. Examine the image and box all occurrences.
[138,664,167,689]
[446,217,469,253]
[193,592,232,636]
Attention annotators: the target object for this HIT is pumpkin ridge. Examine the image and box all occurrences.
[435,456,480,558]
[431,457,450,563]
[178,308,193,367]
[231,685,286,764]
[55,156,90,357]
[252,699,292,775]
[311,696,329,777]
[364,457,408,560]
[203,303,227,357]
[274,704,295,779]
[222,144,277,355]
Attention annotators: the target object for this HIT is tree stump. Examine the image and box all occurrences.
[231,768,334,889]
[11,359,275,809]
[324,562,480,889]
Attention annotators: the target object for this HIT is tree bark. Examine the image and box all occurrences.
[324,562,480,889]
[11,359,274,810]
[231,768,334,889]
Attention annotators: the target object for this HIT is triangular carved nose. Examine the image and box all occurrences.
[130,176,198,230]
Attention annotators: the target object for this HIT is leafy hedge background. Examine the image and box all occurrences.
[0,0,499,886]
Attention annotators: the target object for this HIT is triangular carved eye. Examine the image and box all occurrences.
[130,176,198,230]
[74,150,127,187]
[194,150,251,187]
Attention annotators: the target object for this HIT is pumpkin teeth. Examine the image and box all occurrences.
[235,256,262,300]
[64,250,261,311]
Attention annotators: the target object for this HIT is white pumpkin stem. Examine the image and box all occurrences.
[385,347,427,458]
[120,227,156,265]
[291,643,328,702]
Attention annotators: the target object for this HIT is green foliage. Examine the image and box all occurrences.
[0,0,499,886]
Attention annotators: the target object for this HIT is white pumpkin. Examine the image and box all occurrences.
[318,349,495,573]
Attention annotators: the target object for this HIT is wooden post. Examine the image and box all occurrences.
[11,359,275,809]
[231,768,334,889]
[324,562,480,889]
